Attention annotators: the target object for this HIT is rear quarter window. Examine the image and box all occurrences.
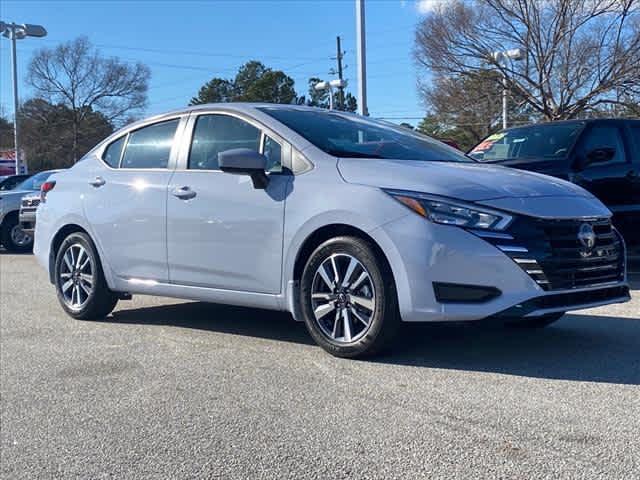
[102,136,126,168]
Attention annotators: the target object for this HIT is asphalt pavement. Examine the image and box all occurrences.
[1,252,639,479]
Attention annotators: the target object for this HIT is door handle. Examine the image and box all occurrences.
[89,176,106,187]
[172,186,197,200]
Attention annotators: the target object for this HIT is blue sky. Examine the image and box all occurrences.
[1,0,434,125]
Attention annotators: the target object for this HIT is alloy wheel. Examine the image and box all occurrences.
[10,224,32,247]
[310,253,376,344]
[59,243,94,310]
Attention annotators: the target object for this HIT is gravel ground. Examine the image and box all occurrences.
[1,253,639,479]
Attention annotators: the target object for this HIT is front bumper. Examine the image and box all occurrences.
[371,213,630,322]
[19,209,36,233]
[492,284,630,319]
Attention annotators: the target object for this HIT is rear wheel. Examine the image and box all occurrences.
[506,312,565,329]
[1,213,33,252]
[300,236,400,358]
[54,232,118,319]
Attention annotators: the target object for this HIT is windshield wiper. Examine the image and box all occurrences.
[326,149,384,159]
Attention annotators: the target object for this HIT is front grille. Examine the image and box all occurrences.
[479,217,625,291]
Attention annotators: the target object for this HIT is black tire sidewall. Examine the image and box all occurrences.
[1,214,33,252]
[54,232,115,319]
[300,236,397,358]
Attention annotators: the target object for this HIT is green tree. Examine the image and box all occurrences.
[27,36,149,162]
[19,98,113,171]
[190,61,297,105]
[0,115,13,148]
[417,72,532,151]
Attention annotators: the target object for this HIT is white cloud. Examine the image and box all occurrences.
[415,0,451,14]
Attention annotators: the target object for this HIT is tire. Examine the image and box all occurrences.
[300,236,400,358]
[54,232,118,320]
[1,213,33,253]
[506,312,565,329]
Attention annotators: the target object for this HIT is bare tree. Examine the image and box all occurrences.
[415,0,640,120]
[27,37,150,161]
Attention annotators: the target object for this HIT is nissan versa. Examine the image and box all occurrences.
[34,104,631,357]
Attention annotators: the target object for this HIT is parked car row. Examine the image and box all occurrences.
[30,104,631,358]
[0,170,61,252]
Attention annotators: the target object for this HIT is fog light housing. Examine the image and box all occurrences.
[433,282,501,303]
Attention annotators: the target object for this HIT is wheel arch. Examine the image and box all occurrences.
[292,224,393,283]
[48,224,90,283]
[286,223,400,321]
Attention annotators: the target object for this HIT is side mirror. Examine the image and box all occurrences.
[583,147,615,168]
[218,148,269,189]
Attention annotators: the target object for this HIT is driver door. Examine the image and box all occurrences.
[166,112,290,294]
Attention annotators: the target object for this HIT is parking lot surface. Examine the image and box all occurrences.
[1,252,639,479]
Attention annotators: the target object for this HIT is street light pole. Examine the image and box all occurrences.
[9,29,20,174]
[492,48,523,130]
[1,21,47,174]
[314,79,345,111]
[502,74,508,129]
[355,0,368,116]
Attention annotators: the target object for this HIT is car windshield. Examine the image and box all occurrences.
[14,171,54,191]
[258,107,472,163]
[0,175,29,191]
[469,123,586,162]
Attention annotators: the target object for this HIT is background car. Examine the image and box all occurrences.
[0,174,31,192]
[34,105,629,357]
[0,170,62,252]
[19,192,41,235]
[469,119,640,257]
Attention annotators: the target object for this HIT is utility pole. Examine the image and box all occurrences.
[355,0,368,116]
[335,36,345,110]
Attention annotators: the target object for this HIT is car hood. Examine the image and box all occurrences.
[0,189,32,200]
[480,157,571,178]
[337,159,592,201]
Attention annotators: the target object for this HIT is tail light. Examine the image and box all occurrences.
[40,181,56,203]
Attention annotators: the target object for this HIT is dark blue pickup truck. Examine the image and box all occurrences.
[470,119,640,258]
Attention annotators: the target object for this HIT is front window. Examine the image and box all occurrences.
[188,114,261,170]
[469,123,585,162]
[258,107,471,163]
[14,171,54,191]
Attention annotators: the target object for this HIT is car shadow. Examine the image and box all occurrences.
[108,298,639,386]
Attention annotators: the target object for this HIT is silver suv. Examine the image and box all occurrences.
[34,105,630,357]
[0,170,60,252]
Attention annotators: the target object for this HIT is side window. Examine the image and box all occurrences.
[103,136,126,168]
[189,115,260,170]
[581,126,626,167]
[121,119,179,169]
[262,135,283,172]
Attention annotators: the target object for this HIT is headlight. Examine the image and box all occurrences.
[385,189,513,231]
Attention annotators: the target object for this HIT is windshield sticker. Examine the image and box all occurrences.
[470,132,505,153]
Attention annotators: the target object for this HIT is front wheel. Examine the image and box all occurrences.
[300,236,400,358]
[54,232,118,320]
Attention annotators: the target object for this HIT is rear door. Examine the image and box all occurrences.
[571,122,637,249]
[620,121,640,251]
[166,111,290,293]
[83,117,185,282]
